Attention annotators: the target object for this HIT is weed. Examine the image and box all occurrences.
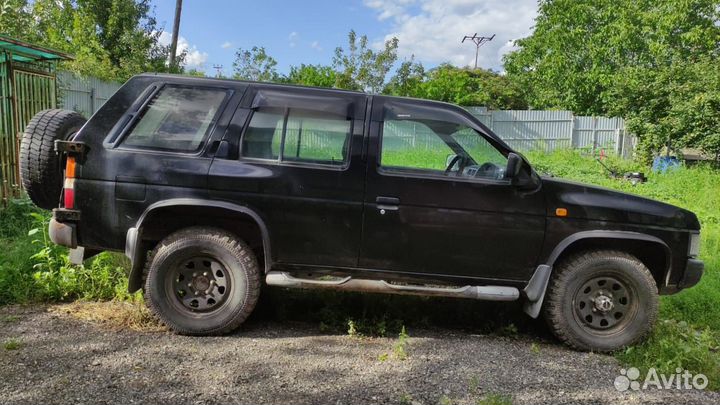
[438,395,455,405]
[530,342,540,354]
[468,376,480,393]
[377,352,389,362]
[3,338,22,351]
[497,323,518,337]
[476,393,512,405]
[1,315,20,323]
[398,393,413,405]
[393,326,409,360]
[347,319,359,337]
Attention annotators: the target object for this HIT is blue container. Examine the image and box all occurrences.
[652,156,680,173]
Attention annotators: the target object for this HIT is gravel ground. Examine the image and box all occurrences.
[0,304,718,405]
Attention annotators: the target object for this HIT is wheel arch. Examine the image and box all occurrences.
[126,198,273,293]
[524,230,671,318]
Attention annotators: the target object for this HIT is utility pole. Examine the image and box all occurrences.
[461,33,495,69]
[168,0,183,71]
[212,64,224,78]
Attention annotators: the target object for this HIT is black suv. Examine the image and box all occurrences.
[19,74,703,351]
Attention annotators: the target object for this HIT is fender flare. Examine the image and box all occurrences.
[125,198,273,293]
[523,230,671,318]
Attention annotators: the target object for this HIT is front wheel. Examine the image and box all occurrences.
[144,227,261,335]
[543,250,658,352]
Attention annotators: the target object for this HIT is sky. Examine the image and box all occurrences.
[153,0,538,77]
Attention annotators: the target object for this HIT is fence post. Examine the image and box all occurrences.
[571,114,578,148]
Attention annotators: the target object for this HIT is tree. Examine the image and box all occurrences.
[384,63,528,109]
[283,64,337,88]
[232,46,278,82]
[611,58,720,161]
[0,0,35,40]
[504,0,720,114]
[504,0,720,159]
[27,0,182,81]
[332,30,399,92]
[382,57,425,98]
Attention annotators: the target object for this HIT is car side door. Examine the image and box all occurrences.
[208,87,368,269]
[359,97,546,283]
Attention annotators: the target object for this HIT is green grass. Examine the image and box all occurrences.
[0,199,133,304]
[3,338,23,351]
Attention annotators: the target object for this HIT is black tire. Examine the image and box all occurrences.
[543,250,658,352]
[144,227,261,335]
[19,109,87,210]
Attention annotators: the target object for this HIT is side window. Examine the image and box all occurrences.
[121,86,228,152]
[241,108,351,166]
[381,120,455,171]
[380,107,508,180]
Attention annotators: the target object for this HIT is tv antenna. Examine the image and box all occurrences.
[212,64,223,78]
[461,33,495,69]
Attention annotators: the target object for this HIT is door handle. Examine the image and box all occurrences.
[376,196,400,214]
[376,196,400,205]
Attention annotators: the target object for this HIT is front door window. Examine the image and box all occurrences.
[380,112,508,180]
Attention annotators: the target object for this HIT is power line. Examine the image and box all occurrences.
[461,33,495,69]
[212,64,223,78]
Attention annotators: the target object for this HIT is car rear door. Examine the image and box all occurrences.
[208,86,368,269]
[359,97,546,283]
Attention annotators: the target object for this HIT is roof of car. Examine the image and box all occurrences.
[137,72,367,96]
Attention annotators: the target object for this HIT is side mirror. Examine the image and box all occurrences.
[506,153,524,180]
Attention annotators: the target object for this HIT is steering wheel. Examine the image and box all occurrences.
[444,155,463,174]
[475,162,501,178]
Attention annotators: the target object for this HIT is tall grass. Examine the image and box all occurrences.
[0,200,131,304]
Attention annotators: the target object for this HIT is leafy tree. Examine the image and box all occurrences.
[283,64,337,88]
[232,46,278,82]
[504,0,720,115]
[611,59,720,161]
[26,0,181,81]
[505,0,720,159]
[0,0,35,40]
[332,30,399,92]
[185,68,206,78]
[382,57,425,98]
[420,65,528,109]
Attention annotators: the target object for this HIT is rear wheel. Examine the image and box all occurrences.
[144,227,261,335]
[20,109,86,209]
[543,250,658,352]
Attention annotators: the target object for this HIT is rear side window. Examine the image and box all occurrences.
[121,86,228,152]
[241,108,351,166]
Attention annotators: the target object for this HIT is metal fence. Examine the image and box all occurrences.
[467,107,635,158]
[57,71,121,117]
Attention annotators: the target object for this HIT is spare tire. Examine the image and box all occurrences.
[20,109,87,210]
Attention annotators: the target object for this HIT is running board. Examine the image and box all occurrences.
[265,271,519,301]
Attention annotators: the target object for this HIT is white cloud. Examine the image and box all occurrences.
[310,41,322,51]
[363,0,537,71]
[158,31,209,69]
[289,31,299,48]
[221,41,233,49]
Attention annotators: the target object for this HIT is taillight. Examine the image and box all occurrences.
[63,157,76,209]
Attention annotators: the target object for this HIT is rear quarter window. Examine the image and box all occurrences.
[120,86,228,152]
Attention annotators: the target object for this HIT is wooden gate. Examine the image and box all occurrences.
[0,35,70,204]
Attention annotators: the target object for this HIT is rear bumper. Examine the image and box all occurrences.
[678,258,704,290]
[48,209,81,248]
